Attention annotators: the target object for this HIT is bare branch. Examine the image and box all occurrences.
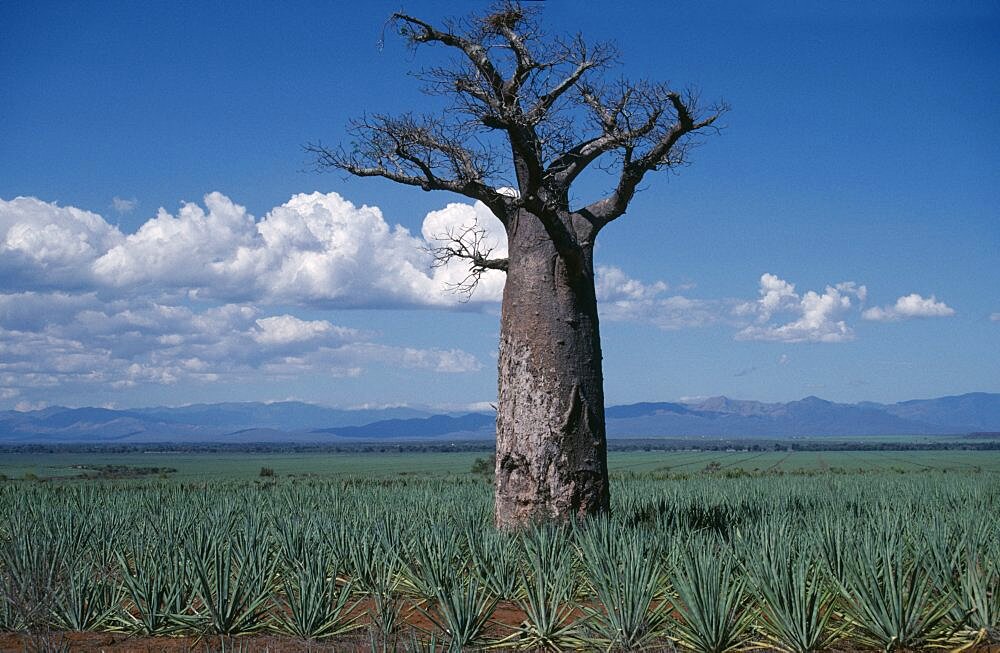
[395,8,613,196]
[393,13,506,104]
[427,222,508,300]
[576,90,729,228]
[307,113,515,221]
[315,3,726,256]
[528,36,615,124]
[496,22,539,97]
[545,81,665,188]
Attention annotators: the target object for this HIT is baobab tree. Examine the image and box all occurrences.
[309,4,725,529]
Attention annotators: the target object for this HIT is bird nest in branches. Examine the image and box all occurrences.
[485,7,524,31]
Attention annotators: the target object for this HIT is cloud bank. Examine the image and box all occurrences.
[1,192,501,403]
[0,293,479,401]
[1,192,957,405]
[1,192,509,308]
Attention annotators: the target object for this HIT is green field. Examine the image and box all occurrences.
[0,450,481,481]
[3,446,1000,481]
[610,448,1000,474]
[1,452,997,651]
[2,439,999,651]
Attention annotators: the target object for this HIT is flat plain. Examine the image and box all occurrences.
[3,443,1000,481]
[1,439,998,651]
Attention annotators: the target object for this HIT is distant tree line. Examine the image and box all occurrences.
[3,437,1000,457]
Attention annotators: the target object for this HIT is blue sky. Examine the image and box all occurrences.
[1,1,997,411]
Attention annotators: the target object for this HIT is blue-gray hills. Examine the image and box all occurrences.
[1,393,998,442]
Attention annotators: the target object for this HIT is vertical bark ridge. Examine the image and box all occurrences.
[494,210,610,529]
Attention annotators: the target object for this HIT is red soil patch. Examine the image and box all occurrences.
[0,599,532,652]
[2,601,996,653]
[3,632,998,653]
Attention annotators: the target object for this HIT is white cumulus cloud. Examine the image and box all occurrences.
[596,266,669,302]
[736,273,867,343]
[2,191,513,308]
[862,294,955,321]
[754,273,799,321]
[1,192,723,328]
[0,196,124,290]
[420,200,508,302]
[252,315,361,346]
[90,191,510,307]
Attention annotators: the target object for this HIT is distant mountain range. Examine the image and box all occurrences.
[1,393,998,443]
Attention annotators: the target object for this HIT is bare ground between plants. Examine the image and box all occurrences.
[2,632,999,653]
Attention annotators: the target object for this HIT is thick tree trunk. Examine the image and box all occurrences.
[494,210,610,529]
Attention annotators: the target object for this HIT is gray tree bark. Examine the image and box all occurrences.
[494,209,609,528]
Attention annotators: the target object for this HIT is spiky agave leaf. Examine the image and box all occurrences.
[817,514,853,587]
[496,524,586,651]
[401,522,463,601]
[116,545,188,635]
[0,528,68,632]
[275,550,360,640]
[349,529,405,641]
[418,576,497,652]
[0,586,13,632]
[51,565,122,632]
[957,552,999,644]
[468,528,522,601]
[921,515,968,628]
[186,534,278,636]
[671,545,754,653]
[743,542,835,652]
[578,530,668,651]
[836,527,957,651]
